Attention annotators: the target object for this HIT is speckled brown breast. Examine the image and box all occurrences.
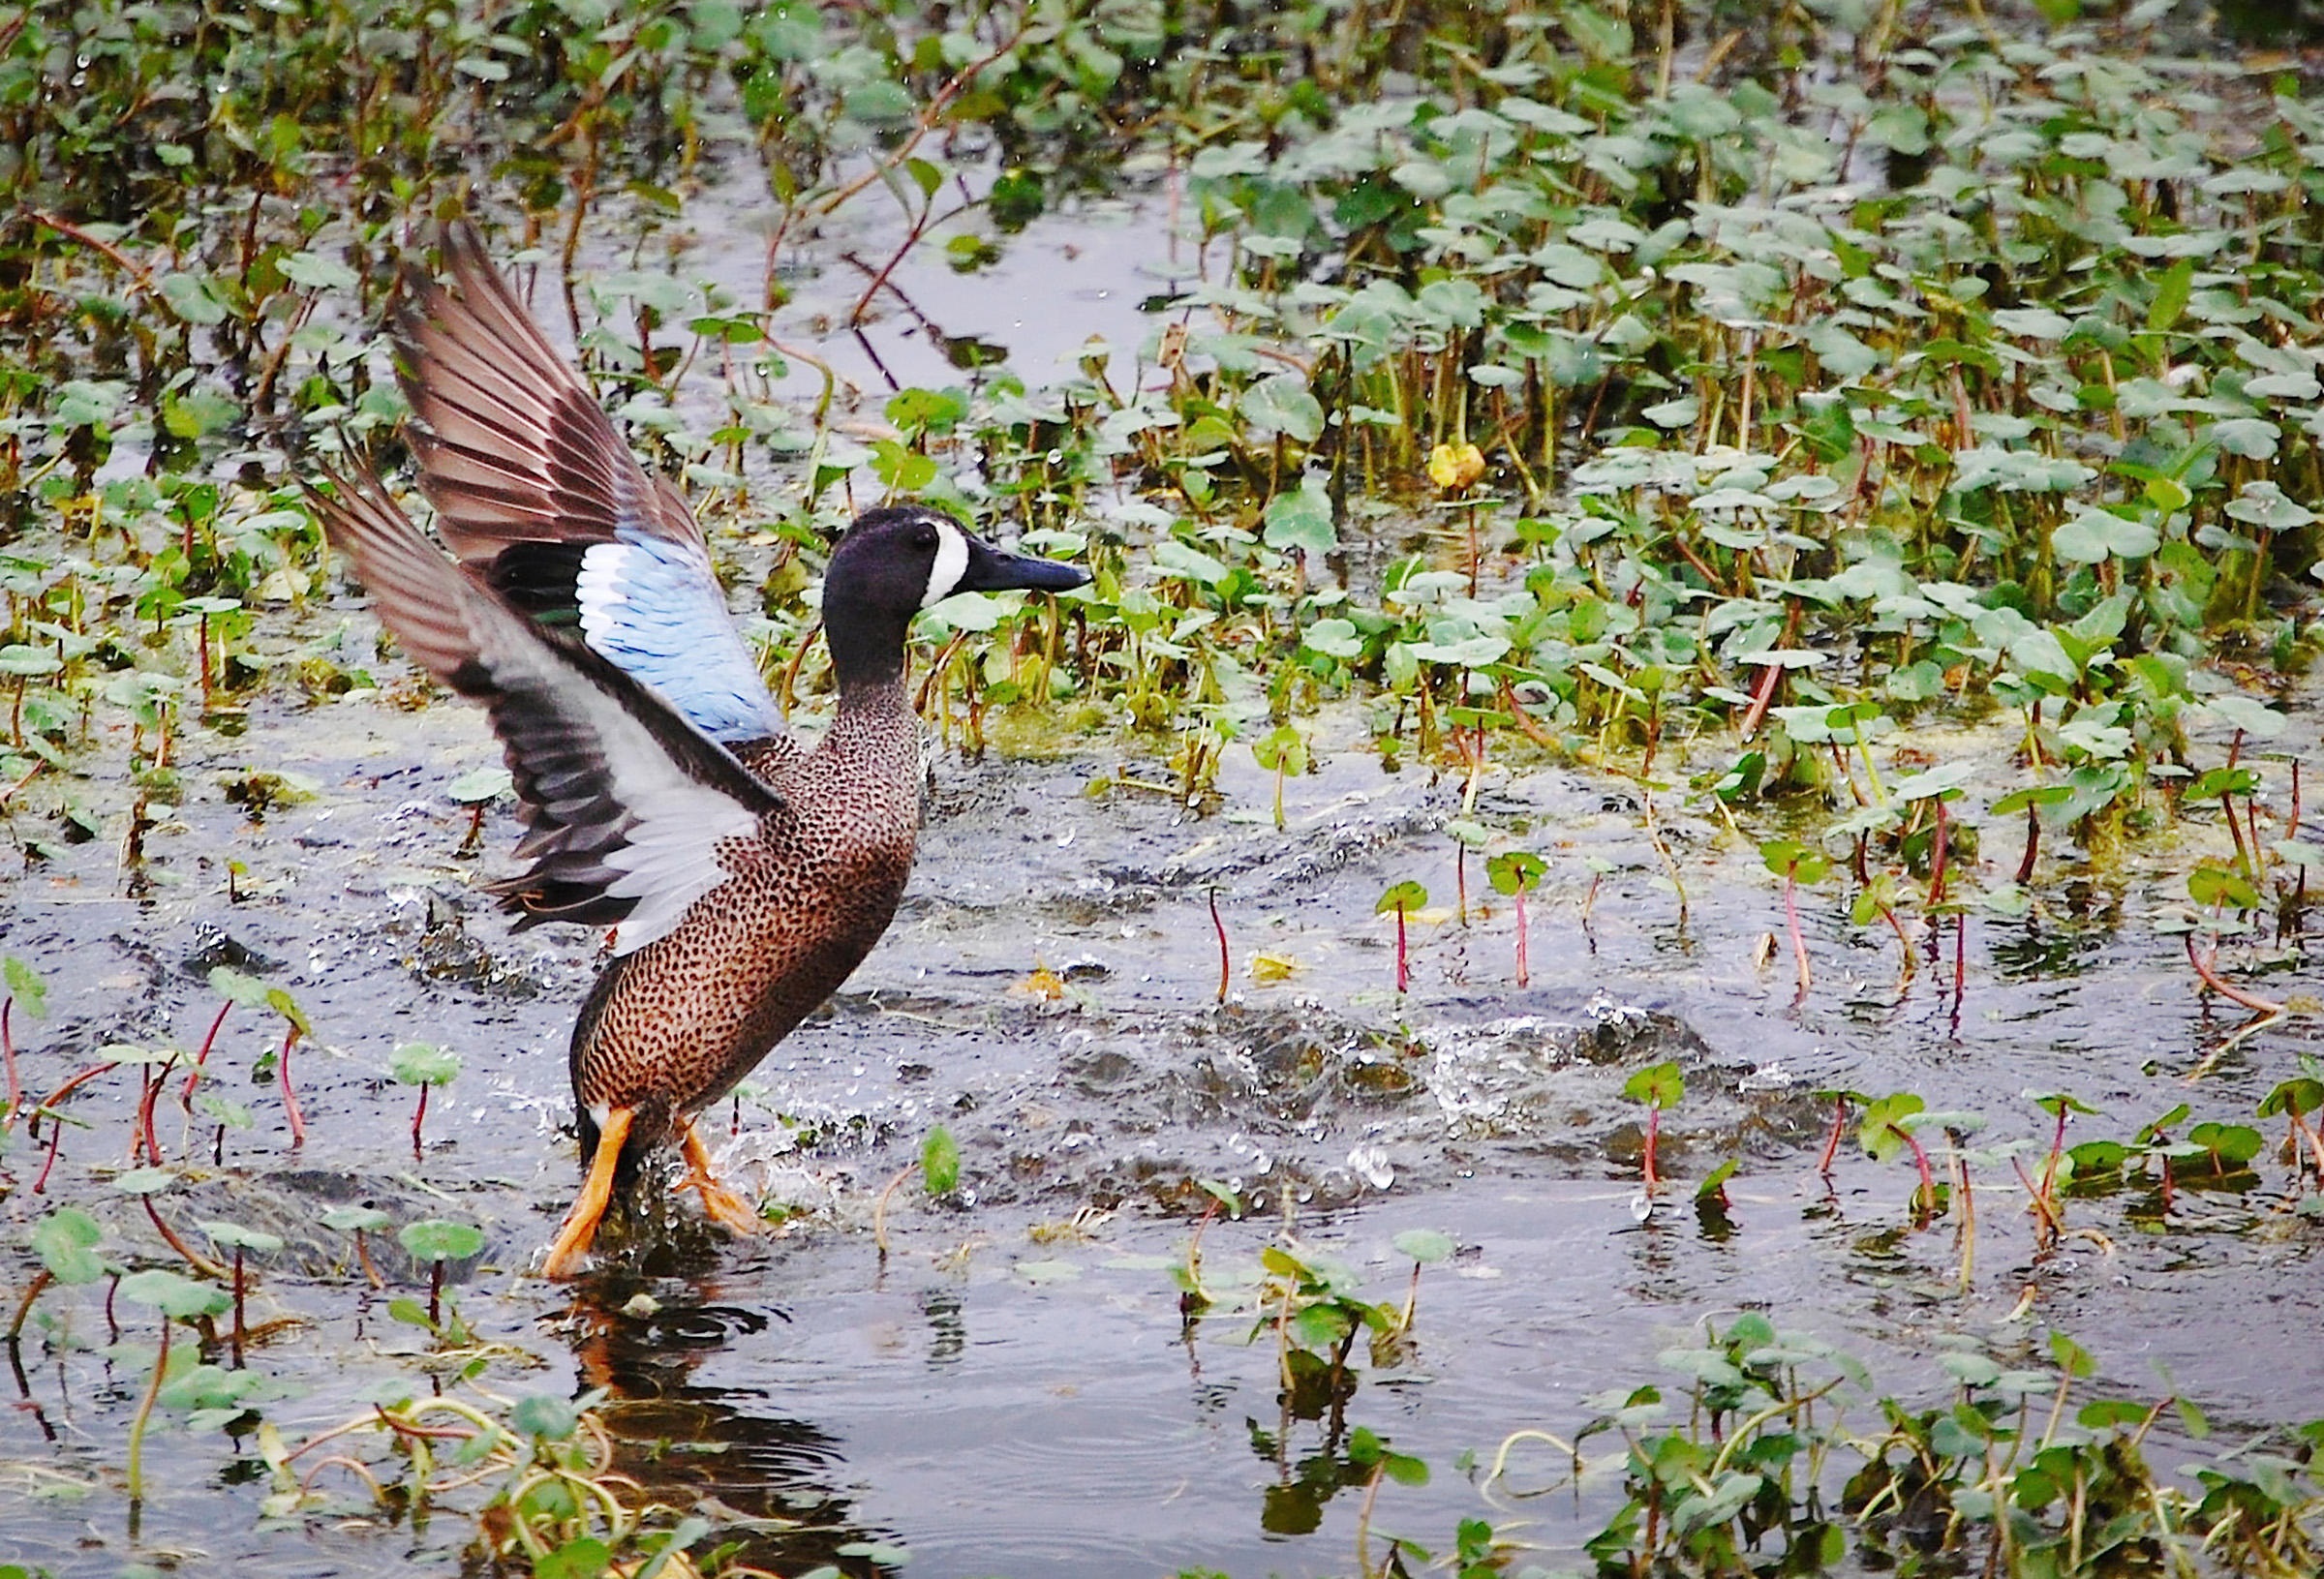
[568,680,925,1147]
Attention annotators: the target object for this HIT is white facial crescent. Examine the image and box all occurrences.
[921,517,970,609]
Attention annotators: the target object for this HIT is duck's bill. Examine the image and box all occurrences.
[959,536,1092,594]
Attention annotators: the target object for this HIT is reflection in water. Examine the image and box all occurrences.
[564,1266,895,1579]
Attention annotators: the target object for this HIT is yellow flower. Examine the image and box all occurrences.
[1427,441,1485,491]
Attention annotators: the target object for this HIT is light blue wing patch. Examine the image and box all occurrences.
[574,537,785,744]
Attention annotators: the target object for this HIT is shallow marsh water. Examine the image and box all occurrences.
[8,15,2324,1568]
[4,665,2322,1577]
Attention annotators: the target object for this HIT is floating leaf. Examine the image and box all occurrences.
[396,1220,484,1263]
[1392,1229,1455,1263]
[31,1209,105,1285]
[117,1268,229,1320]
[389,1044,461,1087]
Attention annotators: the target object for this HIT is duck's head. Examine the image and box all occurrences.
[822,505,1089,688]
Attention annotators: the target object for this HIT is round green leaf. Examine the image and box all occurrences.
[116,1268,229,1320]
[397,1220,484,1263]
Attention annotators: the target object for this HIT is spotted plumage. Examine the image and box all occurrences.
[307,227,1087,1274]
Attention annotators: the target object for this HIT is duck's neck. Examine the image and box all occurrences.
[823,592,911,700]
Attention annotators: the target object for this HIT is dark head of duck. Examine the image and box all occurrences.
[820,505,1089,693]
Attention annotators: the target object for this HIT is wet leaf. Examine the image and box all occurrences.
[117,1268,229,1320]
[397,1220,483,1263]
[921,1126,960,1195]
[31,1209,105,1285]
[389,1044,461,1086]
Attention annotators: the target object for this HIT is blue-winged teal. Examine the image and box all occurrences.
[308,228,1087,1275]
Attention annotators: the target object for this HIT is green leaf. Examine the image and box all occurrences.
[3,957,46,1019]
[2051,505,2158,563]
[112,1167,179,1196]
[31,1209,105,1285]
[512,1393,581,1442]
[321,1205,392,1234]
[277,251,360,292]
[1391,1229,1454,1263]
[208,966,272,1008]
[1376,879,1428,915]
[198,1221,285,1254]
[397,1220,484,1263]
[1485,850,1545,895]
[2146,257,2194,332]
[536,1537,612,1579]
[2187,864,2261,911]
[446,766,513,805]
[1299,617,1363,660]
[389,1044,462,1086]
[1261,475,1336,555]
[1239,374,1325,444]
[1623,1061,1684,1110]
[921,1126,961,1195]
[117,1268,229,1320]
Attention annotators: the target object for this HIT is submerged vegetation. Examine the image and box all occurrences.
[5,0,2324,1574]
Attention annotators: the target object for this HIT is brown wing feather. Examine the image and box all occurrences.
[306,461,784,947]
[392,223,700,564]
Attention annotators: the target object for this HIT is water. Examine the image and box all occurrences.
[4,668,2321,1575]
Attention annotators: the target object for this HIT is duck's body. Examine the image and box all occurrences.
[309,227,1086,1274]
[567,697,918,1163]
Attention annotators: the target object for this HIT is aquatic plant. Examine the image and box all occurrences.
[1375,880,1427,995]
[1484,850,1546,987]
[1622,1060,1683,1200]
[389,1042,461,1159]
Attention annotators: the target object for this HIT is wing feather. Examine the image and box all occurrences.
[391,223,784,744]
[309,462,784,957]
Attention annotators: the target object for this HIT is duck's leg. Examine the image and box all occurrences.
[675,1118,767,1235]
[542,1107,632,1277]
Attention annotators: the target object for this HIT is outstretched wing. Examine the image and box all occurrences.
[391,224,785,745]
[310,462,786,957]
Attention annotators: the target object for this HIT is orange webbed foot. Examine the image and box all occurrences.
[677,1120,771,1237]
[541,1107,632,1278]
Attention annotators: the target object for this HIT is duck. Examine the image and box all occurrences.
[306,226,1088,1276]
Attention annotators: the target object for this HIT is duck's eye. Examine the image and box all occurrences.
[913,528,938,549]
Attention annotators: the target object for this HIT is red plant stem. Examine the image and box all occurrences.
[1928,798,1949,907]
[1,999,18,1129]
[1784,870,1810,993]
[1643,1104,1660,1196]
[2039,1105,2069,1199]
[179,998,232,1108]
[1893,1125,1938,1216]
[1816,1096,1849,1175]
[1394,905,1410,994]
[33,1110,63,1194]
[1514,886,1530,987]
[2222,784,2253,876]
[2185,933,2288,1016]
[1208,889,1229,1005]
[353,1230,383,1291]
[1455,845,1468,925]
[411,1085,428,1159]
[427,1260,444,1328]
[142,1197,228,1278]
[2015,804,2039,886]
[1953,914,1967,998]
[32,1061,114,1138]
[278,1024,306,1149]
[230,1248,246,1367]
[136,1061,169,1168]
